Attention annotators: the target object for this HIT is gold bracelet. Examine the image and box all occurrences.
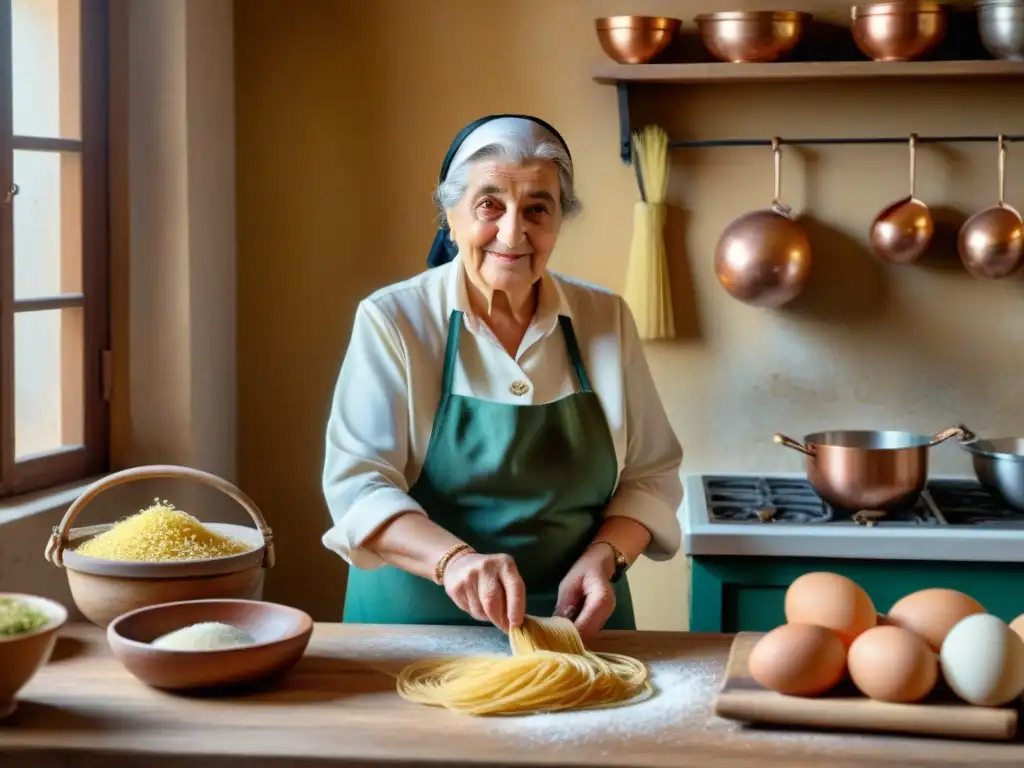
[434,543,474,585]
[587,540,629,582]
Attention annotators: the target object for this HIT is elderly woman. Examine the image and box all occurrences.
[322,114,683,639]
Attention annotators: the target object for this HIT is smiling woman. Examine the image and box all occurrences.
[432,119,574,348]
[321,114,684,639]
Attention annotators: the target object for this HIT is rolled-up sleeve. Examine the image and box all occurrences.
[321,299,427,569]
[603,299,684,560]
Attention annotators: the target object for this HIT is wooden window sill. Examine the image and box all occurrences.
[0,476,100,527]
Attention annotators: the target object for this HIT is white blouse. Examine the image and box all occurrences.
[321,259,684,570]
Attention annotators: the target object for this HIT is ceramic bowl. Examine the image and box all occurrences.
[47,464,276,629]
[0,593,68,718]
[107,599,313,691]
[60,525,268,629]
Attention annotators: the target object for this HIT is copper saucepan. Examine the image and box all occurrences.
[773,426,968,511]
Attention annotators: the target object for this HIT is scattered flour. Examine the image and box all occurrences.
[319,628,843,750]
[492,656,723,747]
[322,629,510,661]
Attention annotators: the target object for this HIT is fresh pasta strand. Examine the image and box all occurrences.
[395,615,652,716]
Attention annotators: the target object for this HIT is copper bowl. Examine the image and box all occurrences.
[851,2,948,62]
[695,11,811,63]
[595,16,682,64]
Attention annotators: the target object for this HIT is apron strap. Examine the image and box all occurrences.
[558,315,593,394]
[441,310,463,398]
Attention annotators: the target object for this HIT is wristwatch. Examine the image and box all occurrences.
[592,540,629,583]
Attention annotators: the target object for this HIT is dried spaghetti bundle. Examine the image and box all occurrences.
[623,124,675,340]
[395,616,651,716]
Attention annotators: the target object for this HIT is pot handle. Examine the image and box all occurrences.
[43,464,275,570]
[928,425,972,447]
[953,424,980,445]
[773,433,816,457]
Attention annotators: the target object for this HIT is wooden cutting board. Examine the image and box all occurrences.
[715,632,1020,742]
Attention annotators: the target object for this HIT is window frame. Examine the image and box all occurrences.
[0,0,110,499]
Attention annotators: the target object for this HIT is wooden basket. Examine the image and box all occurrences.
[44,465,276,628]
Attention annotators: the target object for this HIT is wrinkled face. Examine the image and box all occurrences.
[446,158,563,302]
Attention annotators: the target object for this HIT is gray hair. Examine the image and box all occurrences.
[434,125,581,228]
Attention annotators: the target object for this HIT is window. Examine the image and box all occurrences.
[0,0,108,498]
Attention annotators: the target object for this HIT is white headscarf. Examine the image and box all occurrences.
[445,117,573,180]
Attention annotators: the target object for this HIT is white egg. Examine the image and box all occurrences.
[939,613,1024,707]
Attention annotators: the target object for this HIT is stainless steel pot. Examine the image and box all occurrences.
[959,425,1024,511]
[977,0,1024,61]
[773,426,967,511]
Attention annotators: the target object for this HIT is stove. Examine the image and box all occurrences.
[683,473,1024,562]
[928,481,1024,528]
[701,475,1022,529]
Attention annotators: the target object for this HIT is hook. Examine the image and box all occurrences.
[772,137,782,205]
[909,134,918,198]
[1,183,18,208]
[998,134,1007,206]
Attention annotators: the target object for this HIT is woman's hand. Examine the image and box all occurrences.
[443,552,526,633]
[553,544,617,640]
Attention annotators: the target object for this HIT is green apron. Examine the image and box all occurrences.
[343,309,635,630]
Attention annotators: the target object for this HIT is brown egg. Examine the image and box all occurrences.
[847,625,938,703]
[886,588,985,652]
[784,572,877,647]
[1010,613,1024,642]
[748,623,847,697]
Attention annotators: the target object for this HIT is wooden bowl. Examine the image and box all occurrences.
[107,599,313,691]
[0,593,68,718]
[44,465,276,628]
[851,2,948,62]
[695,11,811,63]
[595,16,681,64]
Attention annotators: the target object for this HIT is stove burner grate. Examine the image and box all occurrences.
[702,476,939,526]
[926,480,1024,527]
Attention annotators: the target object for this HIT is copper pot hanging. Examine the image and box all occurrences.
[869,133,934,264]
[715,138,812,308]
[958,135,1024,279]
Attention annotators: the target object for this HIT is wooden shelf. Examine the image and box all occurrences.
[595,60,1024,163]
[593,59,1024,85]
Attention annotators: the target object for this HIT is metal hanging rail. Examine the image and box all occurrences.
[613,82,1024,162]
[667,135,1024,149]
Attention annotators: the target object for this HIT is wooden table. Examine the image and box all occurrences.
[1,623,1022,767]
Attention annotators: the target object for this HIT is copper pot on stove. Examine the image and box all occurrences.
[772,426,968,511]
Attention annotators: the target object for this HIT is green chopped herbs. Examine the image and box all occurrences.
[0,597,49,637]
